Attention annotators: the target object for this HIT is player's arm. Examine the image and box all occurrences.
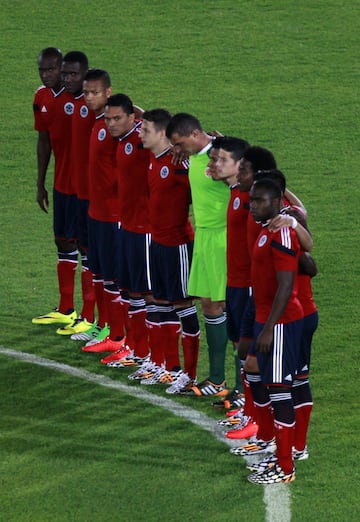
[284,188,307,216]
[268,213,313,252]
[299,251,318,278]
[256,270,295,353]
[36,130,52,213]
[134,105,144,119]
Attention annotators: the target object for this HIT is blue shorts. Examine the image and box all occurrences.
[88,217,121,280]
[53,189,78,241]
[239,293,256,341]
[255,319,303,387]
[226,286,252,342]
[296,311,318,378]
[116,228,151,293]
[76,198,90,249]
[150,240,194,302]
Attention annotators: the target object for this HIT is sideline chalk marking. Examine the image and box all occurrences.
[0,346,291,521]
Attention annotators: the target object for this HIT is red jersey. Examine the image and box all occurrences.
[33,85,74,194]
[148,148,194,246]
[251,225,303,324]
[71,93,96,200]
[116,121,151,232]
[226,186,251,287]
[88,114,120,222]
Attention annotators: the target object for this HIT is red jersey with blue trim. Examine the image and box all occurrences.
[227,186,251,287]
[88,114,120,222]
[71,93,96,200]
[33,85,74,194]
[251,225,303,324]
[116,121,151,232]
[148,148,194,246]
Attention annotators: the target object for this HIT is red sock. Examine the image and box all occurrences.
[242,371,256,419]
[80,269,95,322]
[93,278,108,328]
[181,333,200,380]
[162,323,181,371]
[104,289,125,341]
[274,422,295,474]
[146,322,164,366]
[294,404,313,451]
[255,403,275,442]
[120,298,134,349]
[128,309,149,358]
[57,260,77,313]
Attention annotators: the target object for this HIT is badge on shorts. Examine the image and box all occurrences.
[98,128,106,141]
[125,142,133,155]
[160,166,169,179]
[80,105,88,118]
[258,234,267,247]
[64,102,74,115]
[233,197,240,210]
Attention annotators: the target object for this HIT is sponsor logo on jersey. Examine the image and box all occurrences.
[125,143,133,155]
[258,234,267,247]
[80,105,88,118]
[160,166,169,179]
[285,374,293,382]
[64,102,74,115]
[98,128,106,141]
[41,105,47,113]
[233,197,240,210]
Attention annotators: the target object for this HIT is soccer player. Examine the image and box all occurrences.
[56,51,97,337]
[246,178,303,485]
[166,113,230,397]
[132,108,200,391]
[103,94,151,361]
[208,136,251,409]
[32,47,78,327]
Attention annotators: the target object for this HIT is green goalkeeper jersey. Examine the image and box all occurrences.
[189,143,229,229]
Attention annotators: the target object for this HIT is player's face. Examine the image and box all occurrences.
[38,55,62,89]
[139,119,162,150]
[206,148,220,179]
[237,157,254,192]
[83,79,111,114]
[170,131,199,155]
[104,105,135,138]
[215,149,240,183]
[62,61,86,95]
[249,186,277,222]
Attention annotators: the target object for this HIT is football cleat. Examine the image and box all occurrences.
[106,353,151,368]
[225,418,258,440]
[292,446,309,461]
[230,436,276,455]
[84,325,110,346]
[56,317,94,336]
[246,454,277,472]
[217,410,247,427]
[140,365,169,385]
[248,464,295,484]
[32,309,77,325]
[180,379,228,397]
[128,361,159,381]
[212,389,245,409]
[82,336,127,353]
[71,323,107,341]
[166,372,192,394]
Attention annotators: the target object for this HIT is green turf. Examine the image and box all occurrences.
[1,0,359,520]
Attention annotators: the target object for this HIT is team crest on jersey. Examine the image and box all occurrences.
[233,197,240,210]
[64,102,74,115]
[125,143,133,155]
[80,105,88,118]
[258,234,267,247]
[160,166,169,179]
[98,128,106,141]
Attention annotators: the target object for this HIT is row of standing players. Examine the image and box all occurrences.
[32,48,318,485]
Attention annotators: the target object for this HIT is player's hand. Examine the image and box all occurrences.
[37,187,49,213]
[171,148,189,165]
[256,327,273,353]
[268,214,295,233]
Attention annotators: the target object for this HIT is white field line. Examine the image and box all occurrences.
[0,346,291,521]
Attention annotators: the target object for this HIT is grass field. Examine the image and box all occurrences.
[1,1,360,520]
